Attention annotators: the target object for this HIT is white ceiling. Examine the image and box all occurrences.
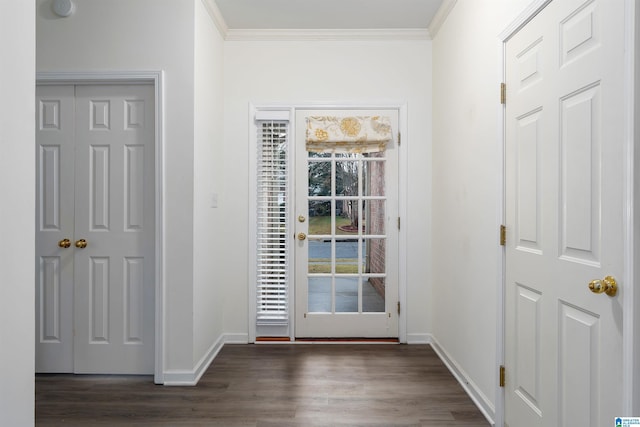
[213,0,445,30]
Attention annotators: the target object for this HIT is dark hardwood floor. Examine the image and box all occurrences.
[36,344,490,426]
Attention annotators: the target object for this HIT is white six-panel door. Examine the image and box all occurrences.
[35,85,75,372]
[505,0,625,425]
[36,84,155,374]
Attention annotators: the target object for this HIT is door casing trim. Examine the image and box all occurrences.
[36,70,165,384]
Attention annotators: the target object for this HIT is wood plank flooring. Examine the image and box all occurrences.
[36,344,490,426]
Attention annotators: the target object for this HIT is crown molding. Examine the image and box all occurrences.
[427,0,457,39]
[200,0,431,42]
[224,28,430,42]
[201,0,228,37]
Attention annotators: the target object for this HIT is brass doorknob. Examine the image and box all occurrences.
[297,232,307,241]
[588,276,617,297]
[75,239,88,249]
[58,238,71,248]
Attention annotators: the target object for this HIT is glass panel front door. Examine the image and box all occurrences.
[295,110,399,338]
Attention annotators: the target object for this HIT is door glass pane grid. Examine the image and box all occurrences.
[334,198,360,236]
[363,276,385,313]
[308,159,332,197]
[362,234,385,312]
[335,159,358,197]
[307,152,386,314]
[309,152,331,159]
[364,199,386,237]
[335,277,361,313]
[363,158,386,198]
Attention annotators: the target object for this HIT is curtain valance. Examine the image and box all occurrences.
[305,116,392,154]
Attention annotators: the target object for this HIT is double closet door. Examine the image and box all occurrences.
[36,84,155,374]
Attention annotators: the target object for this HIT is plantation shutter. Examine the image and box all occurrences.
[256,112,290,325]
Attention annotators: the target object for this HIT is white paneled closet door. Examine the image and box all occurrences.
[35,85,75,373]
[36,84,155,374]
[504,0,625,425]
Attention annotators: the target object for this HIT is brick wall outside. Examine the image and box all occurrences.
[366,154,386,298]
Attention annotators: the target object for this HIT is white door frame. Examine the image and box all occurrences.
[497,1,638,424]
[248,102,408,344]
[35,71,165,384]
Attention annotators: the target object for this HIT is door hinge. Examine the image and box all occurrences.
[397,301,400,315]
[398,132,401,146]
[397,217,401,230]
[500,82,506,105]
[500,224,506,246]
[499,365,506,387]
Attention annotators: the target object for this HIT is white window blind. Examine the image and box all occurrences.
[256,119,289,323]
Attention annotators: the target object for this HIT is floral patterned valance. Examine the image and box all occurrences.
[305,116,392,154]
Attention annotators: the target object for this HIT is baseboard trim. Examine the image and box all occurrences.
[223,333,250,344]
[163,333,234,386]
[430,336,496,426]
[406,333,432,344]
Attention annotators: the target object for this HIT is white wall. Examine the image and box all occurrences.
[222,39,433,339]
[431,0,535,420]
[193,0,226,363]
[36,0,225,377]
[0,1,35,425]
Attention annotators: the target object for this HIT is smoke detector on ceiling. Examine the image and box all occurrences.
[52,0,75,17]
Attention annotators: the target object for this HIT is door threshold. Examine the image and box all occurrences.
[255,337,399,344]
[255,337,291,342]
[296,337,399,343]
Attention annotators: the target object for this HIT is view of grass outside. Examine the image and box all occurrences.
[308,263,360,274]
[308,215,360,274]
[308,215,356,235]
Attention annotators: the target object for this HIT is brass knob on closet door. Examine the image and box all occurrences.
[297,233,307,241]
[75,239,88,249]
[588,276,618,297]
[58,238,71,248]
